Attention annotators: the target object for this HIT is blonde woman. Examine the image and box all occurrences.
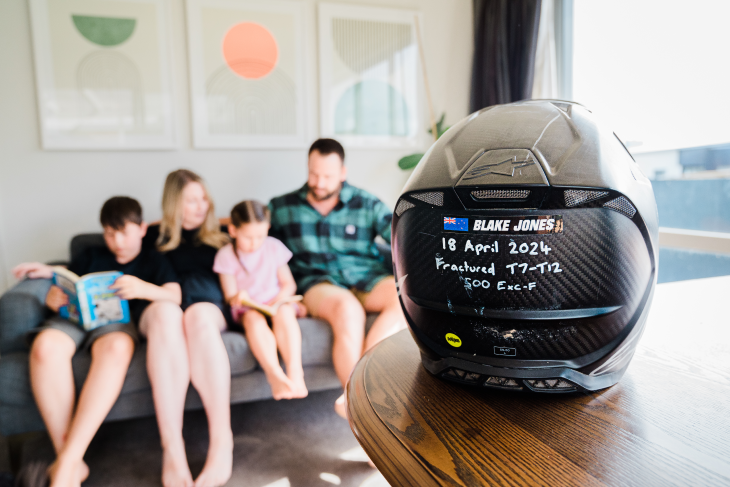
[141,169,232,487]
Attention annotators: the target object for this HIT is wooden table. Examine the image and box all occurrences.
[347,276,730,486]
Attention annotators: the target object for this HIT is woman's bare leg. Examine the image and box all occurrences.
[183,303,232,487]
[50,332,134,487]
[140,301,193,487]
[244,309,294,400]
[29,329,89,482]
[271,305,307,398]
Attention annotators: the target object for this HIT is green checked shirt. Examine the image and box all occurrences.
[268,181,393,294]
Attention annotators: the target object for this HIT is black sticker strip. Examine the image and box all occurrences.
[443,215,563,234]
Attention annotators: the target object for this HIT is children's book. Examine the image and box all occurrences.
[52,267,131,331]
[238,295,303,317]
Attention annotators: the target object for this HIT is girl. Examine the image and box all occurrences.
[214,200,307,400]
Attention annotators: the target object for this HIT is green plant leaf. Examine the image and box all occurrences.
[398,153,424,170]
[428,113,450,139]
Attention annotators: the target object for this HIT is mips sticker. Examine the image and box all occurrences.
[445,333,462,348]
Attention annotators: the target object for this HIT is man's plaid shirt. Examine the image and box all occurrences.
[268,182,393,294]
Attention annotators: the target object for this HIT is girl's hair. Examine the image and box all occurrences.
[157,169,229,252]
[230,200,270,227]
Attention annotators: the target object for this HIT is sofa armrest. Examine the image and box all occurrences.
[0,278,52,354]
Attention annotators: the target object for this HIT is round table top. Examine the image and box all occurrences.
[346,275,730,486]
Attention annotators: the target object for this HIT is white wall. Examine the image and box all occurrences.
[0,0,473,292]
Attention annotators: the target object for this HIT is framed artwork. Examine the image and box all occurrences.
[186,0,308,149]
[318,3,423,149]
[29,0,175,150]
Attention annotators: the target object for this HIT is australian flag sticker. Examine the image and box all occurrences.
[444,217,469,232]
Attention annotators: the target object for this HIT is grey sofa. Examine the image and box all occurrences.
[0,234,388,438]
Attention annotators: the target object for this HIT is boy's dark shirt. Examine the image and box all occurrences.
[143,225,227,310]
[68,246,178,324]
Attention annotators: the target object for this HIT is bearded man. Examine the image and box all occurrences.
[268,138,405,417]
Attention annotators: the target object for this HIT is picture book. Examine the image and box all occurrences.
[52,267,131,331]
[238,295,303,317]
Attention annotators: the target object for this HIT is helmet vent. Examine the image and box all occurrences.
[484,376,522,389]
[395,199,415,217]
[524,378,576,391]
[471,189,530,200]
[564,189,609,207]
[411,191,444,206]
[603,196,637,218]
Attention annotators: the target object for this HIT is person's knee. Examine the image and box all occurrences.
[366,278,401,313]
[146,301,183,322]
[92,332,134,361]
[183,303,225,336]
[326,298,366,343]
[330,295,365,326]
[30,329,75,365]
[274,304,297,323]
[141,303,184,341]
[242,310,267,329]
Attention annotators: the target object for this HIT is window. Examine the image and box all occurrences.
[571,0,730,283]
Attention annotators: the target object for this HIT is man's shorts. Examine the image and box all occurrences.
[303,275,393,318]
[26,315,139,352]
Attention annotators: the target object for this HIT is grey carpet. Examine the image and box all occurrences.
[16,389,389,487]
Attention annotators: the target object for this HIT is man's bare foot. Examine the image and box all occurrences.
[288,373,308,399]
[266,368,294,400]
[162,445,194,487]
[194,437,233,487]
[47,457,82,487]
[334,393,347,419]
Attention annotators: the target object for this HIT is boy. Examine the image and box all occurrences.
[12,197,181,487]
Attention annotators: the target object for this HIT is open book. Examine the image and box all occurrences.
[238,295,303,317]
[52,266,131,331]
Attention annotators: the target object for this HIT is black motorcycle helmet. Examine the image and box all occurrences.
[392,100,658,392]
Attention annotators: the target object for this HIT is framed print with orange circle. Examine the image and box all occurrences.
[186,0,308,149]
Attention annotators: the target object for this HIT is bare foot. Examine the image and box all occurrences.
[162,445,194,487]
[47,457,82,487]
[288,373,308,399]
[334,393,347,419]
[266,368,294,400]
[194,438,233,487]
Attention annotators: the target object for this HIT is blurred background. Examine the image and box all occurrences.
[0,0,728,289]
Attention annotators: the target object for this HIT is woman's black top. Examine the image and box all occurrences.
[143,224,227,312]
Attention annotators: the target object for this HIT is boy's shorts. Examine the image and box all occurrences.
[26,316,139,352]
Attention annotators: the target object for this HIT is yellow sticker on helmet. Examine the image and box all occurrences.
[445,333,462,347]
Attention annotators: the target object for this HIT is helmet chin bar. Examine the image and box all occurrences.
[392,101,658,393]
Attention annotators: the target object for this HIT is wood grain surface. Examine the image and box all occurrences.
[347,276,730,486]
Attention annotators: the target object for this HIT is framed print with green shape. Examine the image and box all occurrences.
[29,0,175,149]
[318,3,424,149]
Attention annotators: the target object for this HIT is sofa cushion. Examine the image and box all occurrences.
[0,279,52,354]
[222,331,257,376]
[0,352,32,406]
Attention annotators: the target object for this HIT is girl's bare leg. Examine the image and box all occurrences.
[141,302,194,487]
[183,303,232,487]
[243,309,294,400]
[271,305,307,398]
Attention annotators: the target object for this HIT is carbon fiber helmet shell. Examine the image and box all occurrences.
[392,100,658,393]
